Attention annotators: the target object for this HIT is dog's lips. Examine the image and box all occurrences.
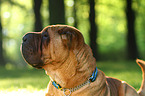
[21,33,44,69]
[31,62,43,69]
[21,45,44,69]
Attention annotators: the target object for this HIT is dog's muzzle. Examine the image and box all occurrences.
[21,32,44,69]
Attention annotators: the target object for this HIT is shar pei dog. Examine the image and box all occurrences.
[21,25,145,96]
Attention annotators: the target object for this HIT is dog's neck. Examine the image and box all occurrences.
[44,44,96,88]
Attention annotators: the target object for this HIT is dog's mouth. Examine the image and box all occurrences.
[21,32,44,69]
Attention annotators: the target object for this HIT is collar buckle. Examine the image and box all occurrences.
[63,89,71,96]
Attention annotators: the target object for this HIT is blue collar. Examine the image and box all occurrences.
[52,67,98,91]
[89,67,98,82]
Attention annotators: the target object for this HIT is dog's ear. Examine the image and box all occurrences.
[58,27,85,50]
[59,31,73,49]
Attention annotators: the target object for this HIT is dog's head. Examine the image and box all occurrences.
[21,25,85,69]
[21,25,96,87]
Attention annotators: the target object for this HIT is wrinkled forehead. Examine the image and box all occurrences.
[41,25,84,44]
[41,25,81,34]
[42,25,67,33]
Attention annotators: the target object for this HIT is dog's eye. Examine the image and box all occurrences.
[43,34,48,37]
[42,32,50,45]
[42,32,48,38]
[60,31,71,35]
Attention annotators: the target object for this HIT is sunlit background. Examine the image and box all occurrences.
[1,0,145,68]
[0,0,145,95]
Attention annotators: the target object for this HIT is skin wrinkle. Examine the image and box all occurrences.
[76,45,94,75]
[42,55,52,64]
[75,43,84,56]
[42,40,51,64]
[58,53,71,72]
[37,36,41,55]
[76,46,86,66]
[97,71,108,96]
[113,80,119,94]
[81,50,90,65]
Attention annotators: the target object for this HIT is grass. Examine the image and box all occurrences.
[0,67,49,96]
[0,61,142,95]
[0,68,49,90]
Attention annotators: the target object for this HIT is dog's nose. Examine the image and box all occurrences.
[22,33,33,43]
[23,35,27,42]
[22,32,42,43]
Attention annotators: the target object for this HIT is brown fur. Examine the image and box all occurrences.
[21,25,145,96]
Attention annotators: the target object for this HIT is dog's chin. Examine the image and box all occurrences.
[27,57,44,69]
[30,62,44,69]
[23,55,44,69]
[21,46,44,69]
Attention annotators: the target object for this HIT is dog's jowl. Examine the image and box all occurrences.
[21,25,145,96]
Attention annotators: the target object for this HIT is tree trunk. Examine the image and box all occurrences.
[33,0,43,32]
[0,0,5,66]
[48,0,65,25]
[89,0,98,60]
[126,0,138,60]
[73,0,77,28]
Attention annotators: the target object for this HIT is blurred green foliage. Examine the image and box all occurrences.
[1,0,145,67]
